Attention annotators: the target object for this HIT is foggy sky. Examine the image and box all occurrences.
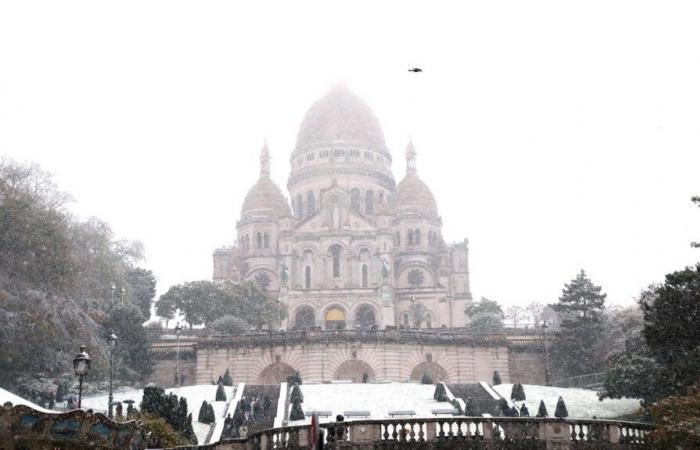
[1,1,699,308]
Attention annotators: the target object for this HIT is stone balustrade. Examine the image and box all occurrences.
[206,417,652,450]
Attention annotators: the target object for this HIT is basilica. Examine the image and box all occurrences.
[212,85,472,330]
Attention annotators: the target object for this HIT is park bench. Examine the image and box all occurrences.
[431,408,459,416]
[343,410,371,419]
[387,410,415,418]
[304,410,332,418]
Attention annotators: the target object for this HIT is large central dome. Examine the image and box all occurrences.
[293,84,390,157]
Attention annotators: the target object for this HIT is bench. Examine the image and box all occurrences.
[343,410,371,419]
[387,410,416,418]
[431,408,459,416]
[304,410,333,418]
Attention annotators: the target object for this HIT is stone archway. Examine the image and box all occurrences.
[324,306,346,330]
[258,362,296,384]
[333,360,375,383]
[410,361,448,383]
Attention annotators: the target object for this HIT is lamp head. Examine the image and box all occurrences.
[73,345,91,376]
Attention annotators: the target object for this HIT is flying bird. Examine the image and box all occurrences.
[408,67,423,73]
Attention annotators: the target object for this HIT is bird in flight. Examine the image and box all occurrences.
[408,67,423,73]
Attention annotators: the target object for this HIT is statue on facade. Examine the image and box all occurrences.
[280,261,289,286]
[381,257,391,283]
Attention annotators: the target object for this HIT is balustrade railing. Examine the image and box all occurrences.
[218,417,652,449]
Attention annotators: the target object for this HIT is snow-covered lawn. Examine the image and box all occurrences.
[491,384,641,419]
[81,384,236,444]
[290,382,454,424]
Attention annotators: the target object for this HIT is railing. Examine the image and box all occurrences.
[194,329,510,349]
[551,372,607,390]
[217,417,652,449]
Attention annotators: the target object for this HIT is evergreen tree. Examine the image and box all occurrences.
[56,384,65,402]
[208,403,216,422]
[492,370,502,385]
[223,368,233,386]
[509,406,519,417]
[510,383,526,401]
[536,400,548,418]
[554,396,568,418]
[550,270,607,377]
[217,375,224,385]
[290,384,303,404]
[183,413,197,445]
[421,372,433,385]
[216,382,227,401]
[176,397,188,431]
[289,398,305,421]
[498,398,509,416]
[198,401,209,423]
[433,383,447,401]
[465,398,479,416]
[520,403,530,417]
[115,402,123,419]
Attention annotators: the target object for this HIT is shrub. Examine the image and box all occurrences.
[209,315,249,335]
[451,398,463,414]
[290,384,303,404]
[421,372,433,385]
[554,396,568,418]
[223,368,233,386]
[216,383,227,401]
[289,398,305,421]
[433,383,447,401]
[647,383,700,448]
[198,401,210,423]
[498,398,509,416]
[492,371,502,385]
[536,400,548,418]
[465,397,479,416]
[511,383,526,401]
[519,403,530,417]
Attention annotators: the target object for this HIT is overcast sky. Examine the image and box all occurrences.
[1,1,699,309]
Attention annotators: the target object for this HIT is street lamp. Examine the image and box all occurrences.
[110,283,116,306]
[542,320,550,386]
[73,345,91,409]
[107,332,117,419]
[174,323,182,386]
[120,287,125,303]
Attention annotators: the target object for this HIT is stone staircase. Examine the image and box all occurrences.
[447,383,502,416]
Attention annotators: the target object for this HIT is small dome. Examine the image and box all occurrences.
[241,143,292,221]
[390,140,438,219]
[294,84,389,155]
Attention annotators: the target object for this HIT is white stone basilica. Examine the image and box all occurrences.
[213,85,472,330]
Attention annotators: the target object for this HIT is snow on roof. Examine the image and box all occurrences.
[0,386,54,414]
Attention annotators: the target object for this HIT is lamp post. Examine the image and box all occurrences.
[107,332,117,419]
[120,287,125,304]
[110,283,116,306]
[542,320,550,386]
[174,323,182,386]
[73,345,91,409]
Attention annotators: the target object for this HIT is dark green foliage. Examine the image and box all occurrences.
[216,382,227,401]
[536,400,548,417]
[290,384,303,404]
[139,385,196,444]
[433,383,447,401]
[510,383,526,401]
[115,402,123,418]
[498,398,509,416]
[550,270,607,378]
[509,406,520,417]
[55,384,65,402]
[465,297,504,332]
[520,403,530,417]
[421,372,433,385]
[554,396,568,418]
[451,399,462,414]
[126,402,136,419]
[105,304,153,379]
[183,413,197,444]
[492,370,502,385]
[223,368,233,386]
[198,401,215,424]
[465,398,479,416]
[210,315,249,335]
[125,268,157,319]
[217,375,224,385]
[289,398,305,421]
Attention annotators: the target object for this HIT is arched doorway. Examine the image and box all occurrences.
[355,304,376,329]
[293,305,316,330]
[325,306,346,330]
[410,361,449,383]
[258,362,297,384]
[334,360,375,383]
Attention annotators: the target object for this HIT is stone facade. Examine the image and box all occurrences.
[213,85,472,330]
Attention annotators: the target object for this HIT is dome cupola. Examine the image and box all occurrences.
[391,140,438,219]
[241,142,292,223]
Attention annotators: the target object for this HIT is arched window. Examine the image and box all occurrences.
[408,229,414,245]
[362,264,368,288]
[330,244,342,278]
[365,190,374,214]
[307,191,315,216]
[263,232,270,249]
[395,231,401,247]
[414,229,421,245]
[305,266,311,289]
[350,188,361,211]
[296,195,304,220]
[256,232,263,248]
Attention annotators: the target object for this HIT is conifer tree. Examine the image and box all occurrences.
[511,383,526,401]
[209,403,216,422]
[550,270,607,377]
[216,382,227,401]
[498,398,509,416]
[433,383,446,401]
[223,368,233,386]
[554,396,568,418]
[176,397,188,431]
[520,403,530,417]
[290,384,303,404]
[536,400,548,417]
[115,402,123,419]
[198,401,209,423]
[421,372,433,384]
[289,397,305,421]
[183,413,197,445]
[465,397,480,416]
[492,370,502,385]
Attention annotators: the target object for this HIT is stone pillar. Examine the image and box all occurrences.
[539,420,572,450]
[380,284,395,327]
[349,423,382,443]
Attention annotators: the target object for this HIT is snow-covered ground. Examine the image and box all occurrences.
[81,384,236,444]
[491,384,641,419]
[290,382,454,424]
[0,387,53,413]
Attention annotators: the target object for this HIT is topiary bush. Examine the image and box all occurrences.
[290,384,303,404]
[421,372,433,385]
[223,368,233,386]
[511,383,526,401]
[289,398,305,421]
[216,383,227,401]
[554,396,568,418]
[493,370,502,385]
[433,383,447,401]
[536,399,548,417]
